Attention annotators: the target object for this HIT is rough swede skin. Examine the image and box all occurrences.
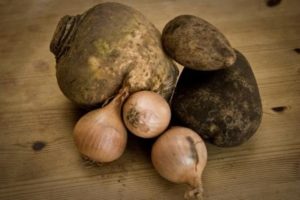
[50,2,178,108]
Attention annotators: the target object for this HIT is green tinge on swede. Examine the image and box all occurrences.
[50,2,178,108]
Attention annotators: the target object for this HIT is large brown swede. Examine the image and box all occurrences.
[50,2,178,108]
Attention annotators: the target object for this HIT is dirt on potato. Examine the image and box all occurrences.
[162,15,236,71]
[171,50,262,147]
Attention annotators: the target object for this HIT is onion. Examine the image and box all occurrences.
[73,88,129,163]
[122,91,171,138]
[151,126,207,200]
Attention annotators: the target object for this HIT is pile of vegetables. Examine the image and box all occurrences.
[50,2,262,200]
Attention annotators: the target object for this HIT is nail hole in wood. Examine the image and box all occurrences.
[271,106,287,112]
[294,48,300,54]
[266,0,282,7]
[32,141,46,151]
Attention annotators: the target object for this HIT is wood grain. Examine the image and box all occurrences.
[0,0,299,199]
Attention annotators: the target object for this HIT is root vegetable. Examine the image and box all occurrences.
[73,88,129,163]
[151,126,207,200]
[123,91,171,138]
[171,50,262,147]
[162,15,236,71]
[50,2,178,108]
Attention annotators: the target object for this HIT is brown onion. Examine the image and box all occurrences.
[73,88,129,163]
[151,126,207,200]
[122,91,171,138]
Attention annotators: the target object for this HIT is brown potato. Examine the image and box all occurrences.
[50,2,178,108]
[162,15,236,71]
[171,50,262,147]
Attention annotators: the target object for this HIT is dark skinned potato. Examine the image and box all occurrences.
[171,50,262,147]
[50,2,178,108]
[162,15,236,71]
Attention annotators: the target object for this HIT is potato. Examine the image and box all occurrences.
[50,2,178,108]
[171,50,262,147]
[162,15,236,71]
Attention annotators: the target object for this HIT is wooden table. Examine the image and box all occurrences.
[1,0,299,199]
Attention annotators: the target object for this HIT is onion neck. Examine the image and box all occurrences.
[108,87,130,112]
[50,14,83,60]
[184,179,204,200]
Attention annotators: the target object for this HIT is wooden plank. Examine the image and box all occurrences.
[0,0,300,200]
